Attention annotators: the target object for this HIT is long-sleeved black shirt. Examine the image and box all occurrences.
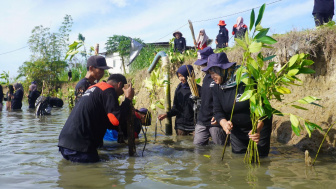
[174,37,186,53]
[197,73,218,126]
[28,90,41,108]
[167,83,201,131]
[313,0,334,15]
[58,82,131,153]
[216,27,229,48]
[11,89,23,110]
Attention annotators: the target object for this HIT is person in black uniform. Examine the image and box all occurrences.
[58,74,134,163]
[193,47,227,145]
[75,55,111,103]
[313,0,334,26]
[173,31,186,54]
[28,82,41,108]
[202,52,272,157]
[11,83,24,110]
[215,20,229,49]
[0,85,3,111]
[158,65,201,136]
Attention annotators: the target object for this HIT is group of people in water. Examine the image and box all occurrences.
[0,80,64,115]
[173,17,248,54]
[57,33,271,163]
[0,82,36,111]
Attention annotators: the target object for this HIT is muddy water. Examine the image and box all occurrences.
[1,103,336,189]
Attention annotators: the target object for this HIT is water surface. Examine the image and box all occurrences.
[0,103,335,189]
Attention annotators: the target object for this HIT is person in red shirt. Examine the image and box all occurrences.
[195,29,209,50]
[232,16,248,39]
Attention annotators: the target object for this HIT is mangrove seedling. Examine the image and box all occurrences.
[229,4,322,164]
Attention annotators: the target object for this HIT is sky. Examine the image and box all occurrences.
[0,0,322,80]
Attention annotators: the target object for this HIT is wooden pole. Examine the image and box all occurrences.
[188,20,197,50]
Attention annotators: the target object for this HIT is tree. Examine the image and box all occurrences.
[105,35,143,74]
[18,15,73,93]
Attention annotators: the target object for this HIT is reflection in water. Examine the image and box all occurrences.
[1,102,336,188]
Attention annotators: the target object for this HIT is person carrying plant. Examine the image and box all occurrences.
[215,20,229,49]
[75,55,111,104]
[104,108,151,141]
[58,74,135,163]
[173,31,186,54]
[202,52,272,156]
[232,16,248,39]
[193,47,227,145]
[158,65,201,136]
[195,29,209,50]
[313,0,334,26]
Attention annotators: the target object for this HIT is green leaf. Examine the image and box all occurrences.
[288,54,298,67]
[263,55,276,61]
[239,90,253,102]
[248,41,262,53]
[255,4,266,27]
[254,28,270,39]
[291,105,308,110]
[276,86,291,94]
[257,36,277,44]
[155,101,165,109]
[287,69,299,76]
[298,96,320,104]
[256,105,265,117]
[235,38,248,50]
[247,63,259,79]
[250,9,255,31]
[290,114,299,127]
[291,124,301,136]
[298,68,315,74]
[305,121,323,131]
[304,123,312,137]
[195,78,201,84]
[301,59,314,66]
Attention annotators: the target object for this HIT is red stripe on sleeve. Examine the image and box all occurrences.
[107,113,119,126]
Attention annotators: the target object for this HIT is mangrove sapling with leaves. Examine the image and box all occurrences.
[230,4,322,164]
[143,67,166,112]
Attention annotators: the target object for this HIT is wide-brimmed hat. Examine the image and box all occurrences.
[218,20,227,26]
[87,55,111,70]
[202,52,236,72]
[194,47,214,66]
[173,31,183,37]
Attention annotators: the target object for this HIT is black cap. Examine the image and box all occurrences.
[87,56,111,70]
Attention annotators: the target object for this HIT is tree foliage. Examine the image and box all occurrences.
[18,15,73,94]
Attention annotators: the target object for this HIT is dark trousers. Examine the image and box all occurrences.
[59,147,100,163]
[313,13,334,26]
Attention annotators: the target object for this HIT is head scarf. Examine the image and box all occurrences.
[236,17,245,30]
[196,29,209,48]
[209,65,243,89]
[13,83,23,91]
[29,84,37,91]
[176,65,194,88]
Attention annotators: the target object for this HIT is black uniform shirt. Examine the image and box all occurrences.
[58,82,131,153]
[75,78,91,102]
[174,37,186,53]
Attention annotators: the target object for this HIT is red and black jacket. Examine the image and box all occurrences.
[58,82,131,153]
